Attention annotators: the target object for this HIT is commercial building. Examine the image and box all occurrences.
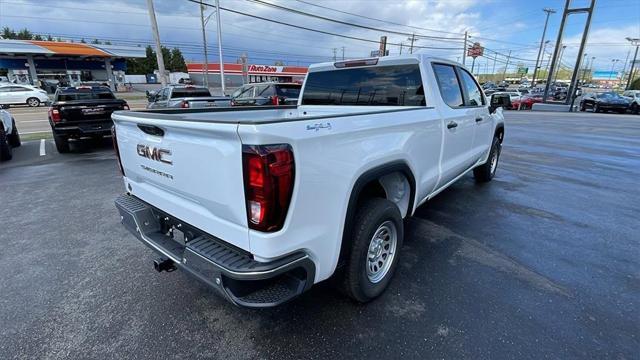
[187,63,308,87]
[0,39,145,92]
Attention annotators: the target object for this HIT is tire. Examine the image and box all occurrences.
[53,133,70,153]
[26,97,40,107]
[0,126,13,161]
[474,136,501,183]
[580,102,586,112]
[8,119,20,147]
[630,103,638,115]
[594,104,600,113]
[341,198,404,303]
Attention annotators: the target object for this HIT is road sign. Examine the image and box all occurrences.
[370,50,389,57]
[517,67,528,76]
[467,42,484,58]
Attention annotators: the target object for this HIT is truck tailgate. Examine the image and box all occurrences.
[112,114,249,250]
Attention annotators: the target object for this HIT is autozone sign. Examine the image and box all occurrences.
[248,65,284,73]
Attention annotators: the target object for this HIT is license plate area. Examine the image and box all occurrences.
[82,107,106,115]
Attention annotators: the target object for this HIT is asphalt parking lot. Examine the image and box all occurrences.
[1,111,638,359]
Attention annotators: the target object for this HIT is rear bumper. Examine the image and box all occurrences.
[52,120,113,137]
[114,194,315,308]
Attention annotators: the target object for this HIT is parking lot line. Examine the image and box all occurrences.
[39,139,46,156]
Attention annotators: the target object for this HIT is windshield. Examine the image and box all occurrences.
[56,88,115,101]
[598,92,621,99]
[275,85,301,98]
[171,88,211,98]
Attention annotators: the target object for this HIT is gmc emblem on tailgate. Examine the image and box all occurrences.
[136,144,172,165]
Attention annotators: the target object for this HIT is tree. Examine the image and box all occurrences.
[80,38,86,43]
[33,34,43,41]
[168,48,187,72]
[630,77,640,90]
[2,27,17,39]
[16,28,34,40]
[47,34,53,41]
[104,41,112,45]
[91,39,102,44]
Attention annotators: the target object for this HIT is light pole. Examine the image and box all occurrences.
[625,37,640,90]
[554,45,567,83]
[580,53,588,83]
[200,2,214,88]
[532,8,556,87]
[609,59,620,79]
[214,0,225,94]
[146,0,167,86]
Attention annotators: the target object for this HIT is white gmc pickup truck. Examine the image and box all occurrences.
[112,55,507,307]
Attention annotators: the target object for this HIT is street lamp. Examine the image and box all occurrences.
[554,45,567,83]
[625,37,640,90]
[609,59,620,83]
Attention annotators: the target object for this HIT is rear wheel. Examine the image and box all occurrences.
[630,103,638,114]
[341,198,403,303]
[26,97,40,107]
[8,119,20,147]
[474,136,501,183]
[53,133,70,153]
[594,104,600,113]
[580,102,586,111]
[0,126,13,161]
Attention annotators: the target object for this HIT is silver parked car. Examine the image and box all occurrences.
[146,85,230,109]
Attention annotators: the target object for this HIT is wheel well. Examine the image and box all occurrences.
[337,162,416,269]
[495,126,504,143]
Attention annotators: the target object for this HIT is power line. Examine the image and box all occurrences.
[246,0,465,41]
[292,0,465,37]
[188,0,463,50]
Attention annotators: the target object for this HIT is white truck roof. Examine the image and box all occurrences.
[308,54,462,73]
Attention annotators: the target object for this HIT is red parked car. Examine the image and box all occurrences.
[513,94,543,110]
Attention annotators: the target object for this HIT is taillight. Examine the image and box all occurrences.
[271,95,280,106]
[49,108,61,123]
[242,144,294,232]
[180,100,189,108]
[111,125,125,176]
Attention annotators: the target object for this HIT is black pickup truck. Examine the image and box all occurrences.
[48,86,129,153]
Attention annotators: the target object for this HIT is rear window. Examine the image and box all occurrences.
[171,88,211,98]
[56,88,115,101]
[301,64,425,106]
[275,85,301,98]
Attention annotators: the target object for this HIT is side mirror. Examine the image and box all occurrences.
[489,94,511,113]
[146,90,156,102]
[0,104,8,110]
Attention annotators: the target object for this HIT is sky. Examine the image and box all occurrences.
[0,0,639,74]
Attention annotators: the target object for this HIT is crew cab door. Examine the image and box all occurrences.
[456,67,492,162]
[432,63,476,186]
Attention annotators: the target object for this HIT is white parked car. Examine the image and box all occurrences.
[112,55,507,307]
[622,90,640,114]
[0,105,21,161]
[0,84,50,107]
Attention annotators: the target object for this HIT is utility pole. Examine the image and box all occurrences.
[408,33,416,54]
[502,50,512,81]
[492,53,497,81]
[341,46,345,60]
[399,42,403,55]
[462,31,468,65]
[199,2,210,88]
[532,8,556,88]
[619,48,631,88]
[214,0,225,94]
[146,0,167,86]
[580,53,588,83]
[553,45,567,83]
[332,48,337,61]
[625,37,640,89]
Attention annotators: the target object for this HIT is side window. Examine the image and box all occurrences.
[458,68,485,106]
[432,64,464,107]
[258,85,275,97]
[159,88,169,101]
[238,86,254,99]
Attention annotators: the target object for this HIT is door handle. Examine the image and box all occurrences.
[447,121,458,129]
[475,117,483,122]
